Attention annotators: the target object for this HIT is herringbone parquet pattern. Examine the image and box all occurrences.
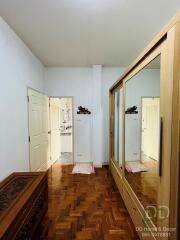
[35,164,139,240]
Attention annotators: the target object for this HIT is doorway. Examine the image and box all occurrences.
[50,97,74,165]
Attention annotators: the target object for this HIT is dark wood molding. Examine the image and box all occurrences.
[0,172,48,240]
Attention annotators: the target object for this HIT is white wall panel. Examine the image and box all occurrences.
[0,17,44,181]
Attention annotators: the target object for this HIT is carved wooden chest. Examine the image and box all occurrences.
[0,172,48,240]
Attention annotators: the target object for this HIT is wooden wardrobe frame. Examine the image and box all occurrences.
[109,11,180,240]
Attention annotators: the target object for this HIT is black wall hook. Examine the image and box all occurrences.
[77,106,91,115]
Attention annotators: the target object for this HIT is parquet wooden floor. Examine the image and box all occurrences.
[35,164,139,240]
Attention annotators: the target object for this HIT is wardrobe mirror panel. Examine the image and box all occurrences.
[113,87,123,168]
[125,55,160,226]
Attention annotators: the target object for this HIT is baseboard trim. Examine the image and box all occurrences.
[102,162,109,166]
[94,162,109,168]
[94,164,102,168]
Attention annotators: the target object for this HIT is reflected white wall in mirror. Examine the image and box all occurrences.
[125,58,160,162]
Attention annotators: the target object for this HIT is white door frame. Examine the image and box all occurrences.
[49,96,74,164]
[27,88,75,170]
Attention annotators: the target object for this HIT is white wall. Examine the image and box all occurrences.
[0,17,44,181]
[44,67,125,165]
[44,67,93,163]
[45,68,92,111]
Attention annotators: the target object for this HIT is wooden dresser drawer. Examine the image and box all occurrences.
[123,185,156,240]
[0,172,48,240]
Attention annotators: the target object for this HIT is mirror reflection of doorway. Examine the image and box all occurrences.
[141,97,160,163]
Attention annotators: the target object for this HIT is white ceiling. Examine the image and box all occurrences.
[0,0,179,67]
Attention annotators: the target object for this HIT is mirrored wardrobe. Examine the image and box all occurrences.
[109,12,180,240]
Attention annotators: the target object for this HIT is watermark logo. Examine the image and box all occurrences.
[136,206,175,237]
[144,205,169,222]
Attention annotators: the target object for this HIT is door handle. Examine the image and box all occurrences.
[159,117,163,177]
[48,131,51,134]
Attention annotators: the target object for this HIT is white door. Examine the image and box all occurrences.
[28,89,50,171]
[50,98,60,164]
[142,98,160,161]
